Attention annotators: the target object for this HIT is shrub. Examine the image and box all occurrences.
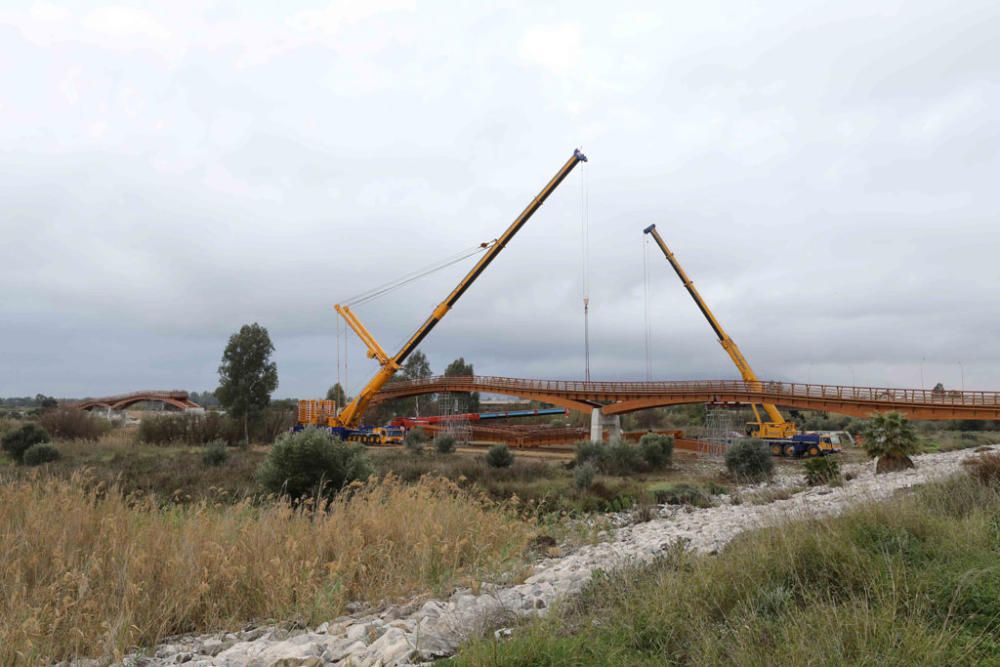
[486,444,514,468]
[435,434,456,454]
[639,433,674,469]
[575,440,605,467]
[138,412,266,447]
[604,440,643,475]
[861,412,919,459]
[22,443,61,466]
[803,456,841,486]
[725,438,774,483]
[202,440,229,467]
[963,451,1000,486]
[258,428,373,500]
[405,427,429,453]
[38,409,111,441]
[574,461,597,490]
[653,482,712,507]
[574,440,648,475]
[2,423,50,463]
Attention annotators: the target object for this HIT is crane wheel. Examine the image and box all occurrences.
[782,443,798,458]
[808,445,821,457]
[770,444,781,456]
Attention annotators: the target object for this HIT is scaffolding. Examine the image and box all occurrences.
[437,395,473,445]
[702,406,743,449]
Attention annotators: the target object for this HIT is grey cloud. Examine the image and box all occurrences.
[1,0,999,400]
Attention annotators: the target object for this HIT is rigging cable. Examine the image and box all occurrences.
[642,234,652,381]
[341,242,494,308]
[580,157,591,382]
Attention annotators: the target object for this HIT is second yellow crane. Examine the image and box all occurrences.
[643,223,798,440]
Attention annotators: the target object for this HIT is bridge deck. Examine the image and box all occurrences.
[373,376,1000,420]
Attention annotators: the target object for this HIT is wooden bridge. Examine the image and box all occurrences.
[372,376,1000,421]
[73,390,201,412]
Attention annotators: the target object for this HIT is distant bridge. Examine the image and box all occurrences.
[372,376,1000,421]
[74,391,201,412]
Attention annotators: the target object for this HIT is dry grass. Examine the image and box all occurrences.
[0,473,533,663]
[963,451,1000,486]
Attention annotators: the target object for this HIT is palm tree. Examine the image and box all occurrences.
[861,411,919,474]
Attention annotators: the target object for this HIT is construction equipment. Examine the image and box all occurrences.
[297,149,588,442]
[643,223,803,444]
[389,407,567,429]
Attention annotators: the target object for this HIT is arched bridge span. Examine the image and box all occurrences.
[371,376,1000,421]
[74,391,201,412]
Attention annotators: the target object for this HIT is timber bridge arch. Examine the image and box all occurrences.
[372,375,1000,422]
[73,391,202,412]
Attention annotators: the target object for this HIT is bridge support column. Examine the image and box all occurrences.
[590,408,622,442]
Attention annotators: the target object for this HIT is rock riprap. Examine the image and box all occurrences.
[115,447,992,667]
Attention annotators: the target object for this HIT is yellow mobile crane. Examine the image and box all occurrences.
[643,223,799,442]
[301,149,588,443]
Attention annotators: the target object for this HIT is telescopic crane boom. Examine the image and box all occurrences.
[330,149,588,431]
[643,223,797,439]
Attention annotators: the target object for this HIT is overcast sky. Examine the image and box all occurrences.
[2,0,998,400]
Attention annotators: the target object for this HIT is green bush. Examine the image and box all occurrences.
[22,443,61,466]
[434,434,456,454]
[604,440,643,475]
[405,427,428,453]
[575,439,648,475]
[639,433,674,469]
[202,440,229,467]
[2,423,50,463]
[803,456,841,486]
[485,444,514,468]
[258,428,373,500]
[574,441,605,467]
[574,461,597,490]
[725,438,774,483]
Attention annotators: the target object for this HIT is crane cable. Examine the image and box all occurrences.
[341,241,496,308]
[642,235,652,381]
[581,159,591,382]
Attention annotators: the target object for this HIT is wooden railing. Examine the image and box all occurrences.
[377,376,1000,407]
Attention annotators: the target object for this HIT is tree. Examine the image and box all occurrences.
[34,394,57,410]
[326,383,348,408]
[443,356,479,412]
[402,350,432,416]
[217,323,279,446]
[861,411,919,474]
[403,350,432,380]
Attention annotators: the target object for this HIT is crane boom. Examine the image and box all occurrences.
[333,149,588,429]
[643,223,796,438]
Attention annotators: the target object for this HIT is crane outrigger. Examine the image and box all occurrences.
[301,149,588,442]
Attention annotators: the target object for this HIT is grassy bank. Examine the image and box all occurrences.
[0,473,533,664]
[449,457,1000,666]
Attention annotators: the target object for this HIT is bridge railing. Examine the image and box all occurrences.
[379,376,1000,407]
